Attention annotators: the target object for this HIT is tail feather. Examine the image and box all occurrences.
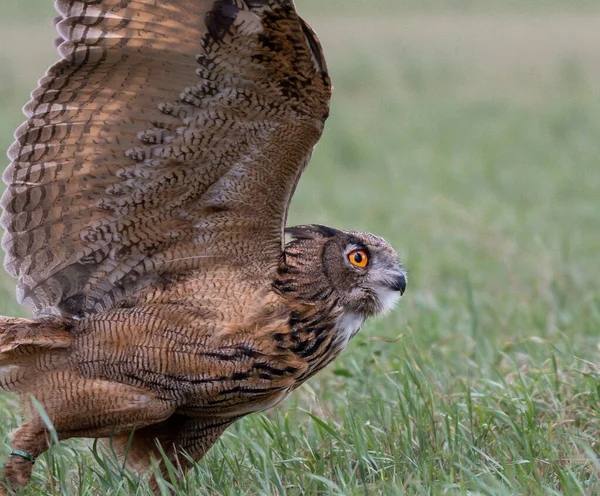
[0,316,74,392]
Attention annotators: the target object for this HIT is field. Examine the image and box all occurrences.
[1,1,600,494]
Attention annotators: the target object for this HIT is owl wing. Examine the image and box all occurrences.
[1,0,331,317]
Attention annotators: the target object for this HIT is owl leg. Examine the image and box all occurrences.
[103,414,188,474]
[105,414,235,492]
[152,415,236,493]
[2,421,47,491]
[2,374,176,492]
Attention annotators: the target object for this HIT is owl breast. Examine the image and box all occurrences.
[292,309,365,383]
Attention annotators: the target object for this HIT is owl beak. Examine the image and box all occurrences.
[390,273,407,295]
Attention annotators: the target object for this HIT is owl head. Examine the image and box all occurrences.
[279,225,406,317]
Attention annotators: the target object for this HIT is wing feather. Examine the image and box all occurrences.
[1,0,331,317]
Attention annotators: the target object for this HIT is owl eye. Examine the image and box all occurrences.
[348,249,369,268]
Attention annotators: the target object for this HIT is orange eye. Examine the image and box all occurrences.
[348,249,369,268]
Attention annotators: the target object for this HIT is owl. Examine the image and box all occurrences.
[0,0,406,492]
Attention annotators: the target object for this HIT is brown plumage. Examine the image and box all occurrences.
[0,0,406,492]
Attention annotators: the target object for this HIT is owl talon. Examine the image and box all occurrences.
[3,456,35,492]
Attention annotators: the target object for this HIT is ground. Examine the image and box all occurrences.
[0,1,599,494]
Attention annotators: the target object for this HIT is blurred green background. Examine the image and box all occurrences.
[1,1,599,494]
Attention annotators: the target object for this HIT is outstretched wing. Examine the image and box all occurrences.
[1,0,331,317]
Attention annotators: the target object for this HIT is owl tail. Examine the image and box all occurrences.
[0,316,74,392]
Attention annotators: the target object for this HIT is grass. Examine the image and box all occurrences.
[1,1,600,494]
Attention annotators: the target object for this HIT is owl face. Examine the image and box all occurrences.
[283,225,406,317]
[323,230,406,317]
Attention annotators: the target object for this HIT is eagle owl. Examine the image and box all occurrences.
[0,0,406,492]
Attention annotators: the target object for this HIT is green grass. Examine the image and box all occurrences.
[1,1,600,494]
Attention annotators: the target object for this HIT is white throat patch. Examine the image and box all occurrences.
[333,311,365,350]
[374,286,402,314]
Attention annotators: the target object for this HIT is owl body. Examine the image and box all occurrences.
[25,227,402,423]
[0,0,406,492]
[4,224,404,416]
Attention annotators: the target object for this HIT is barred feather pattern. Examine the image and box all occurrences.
[1,0,331,317]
